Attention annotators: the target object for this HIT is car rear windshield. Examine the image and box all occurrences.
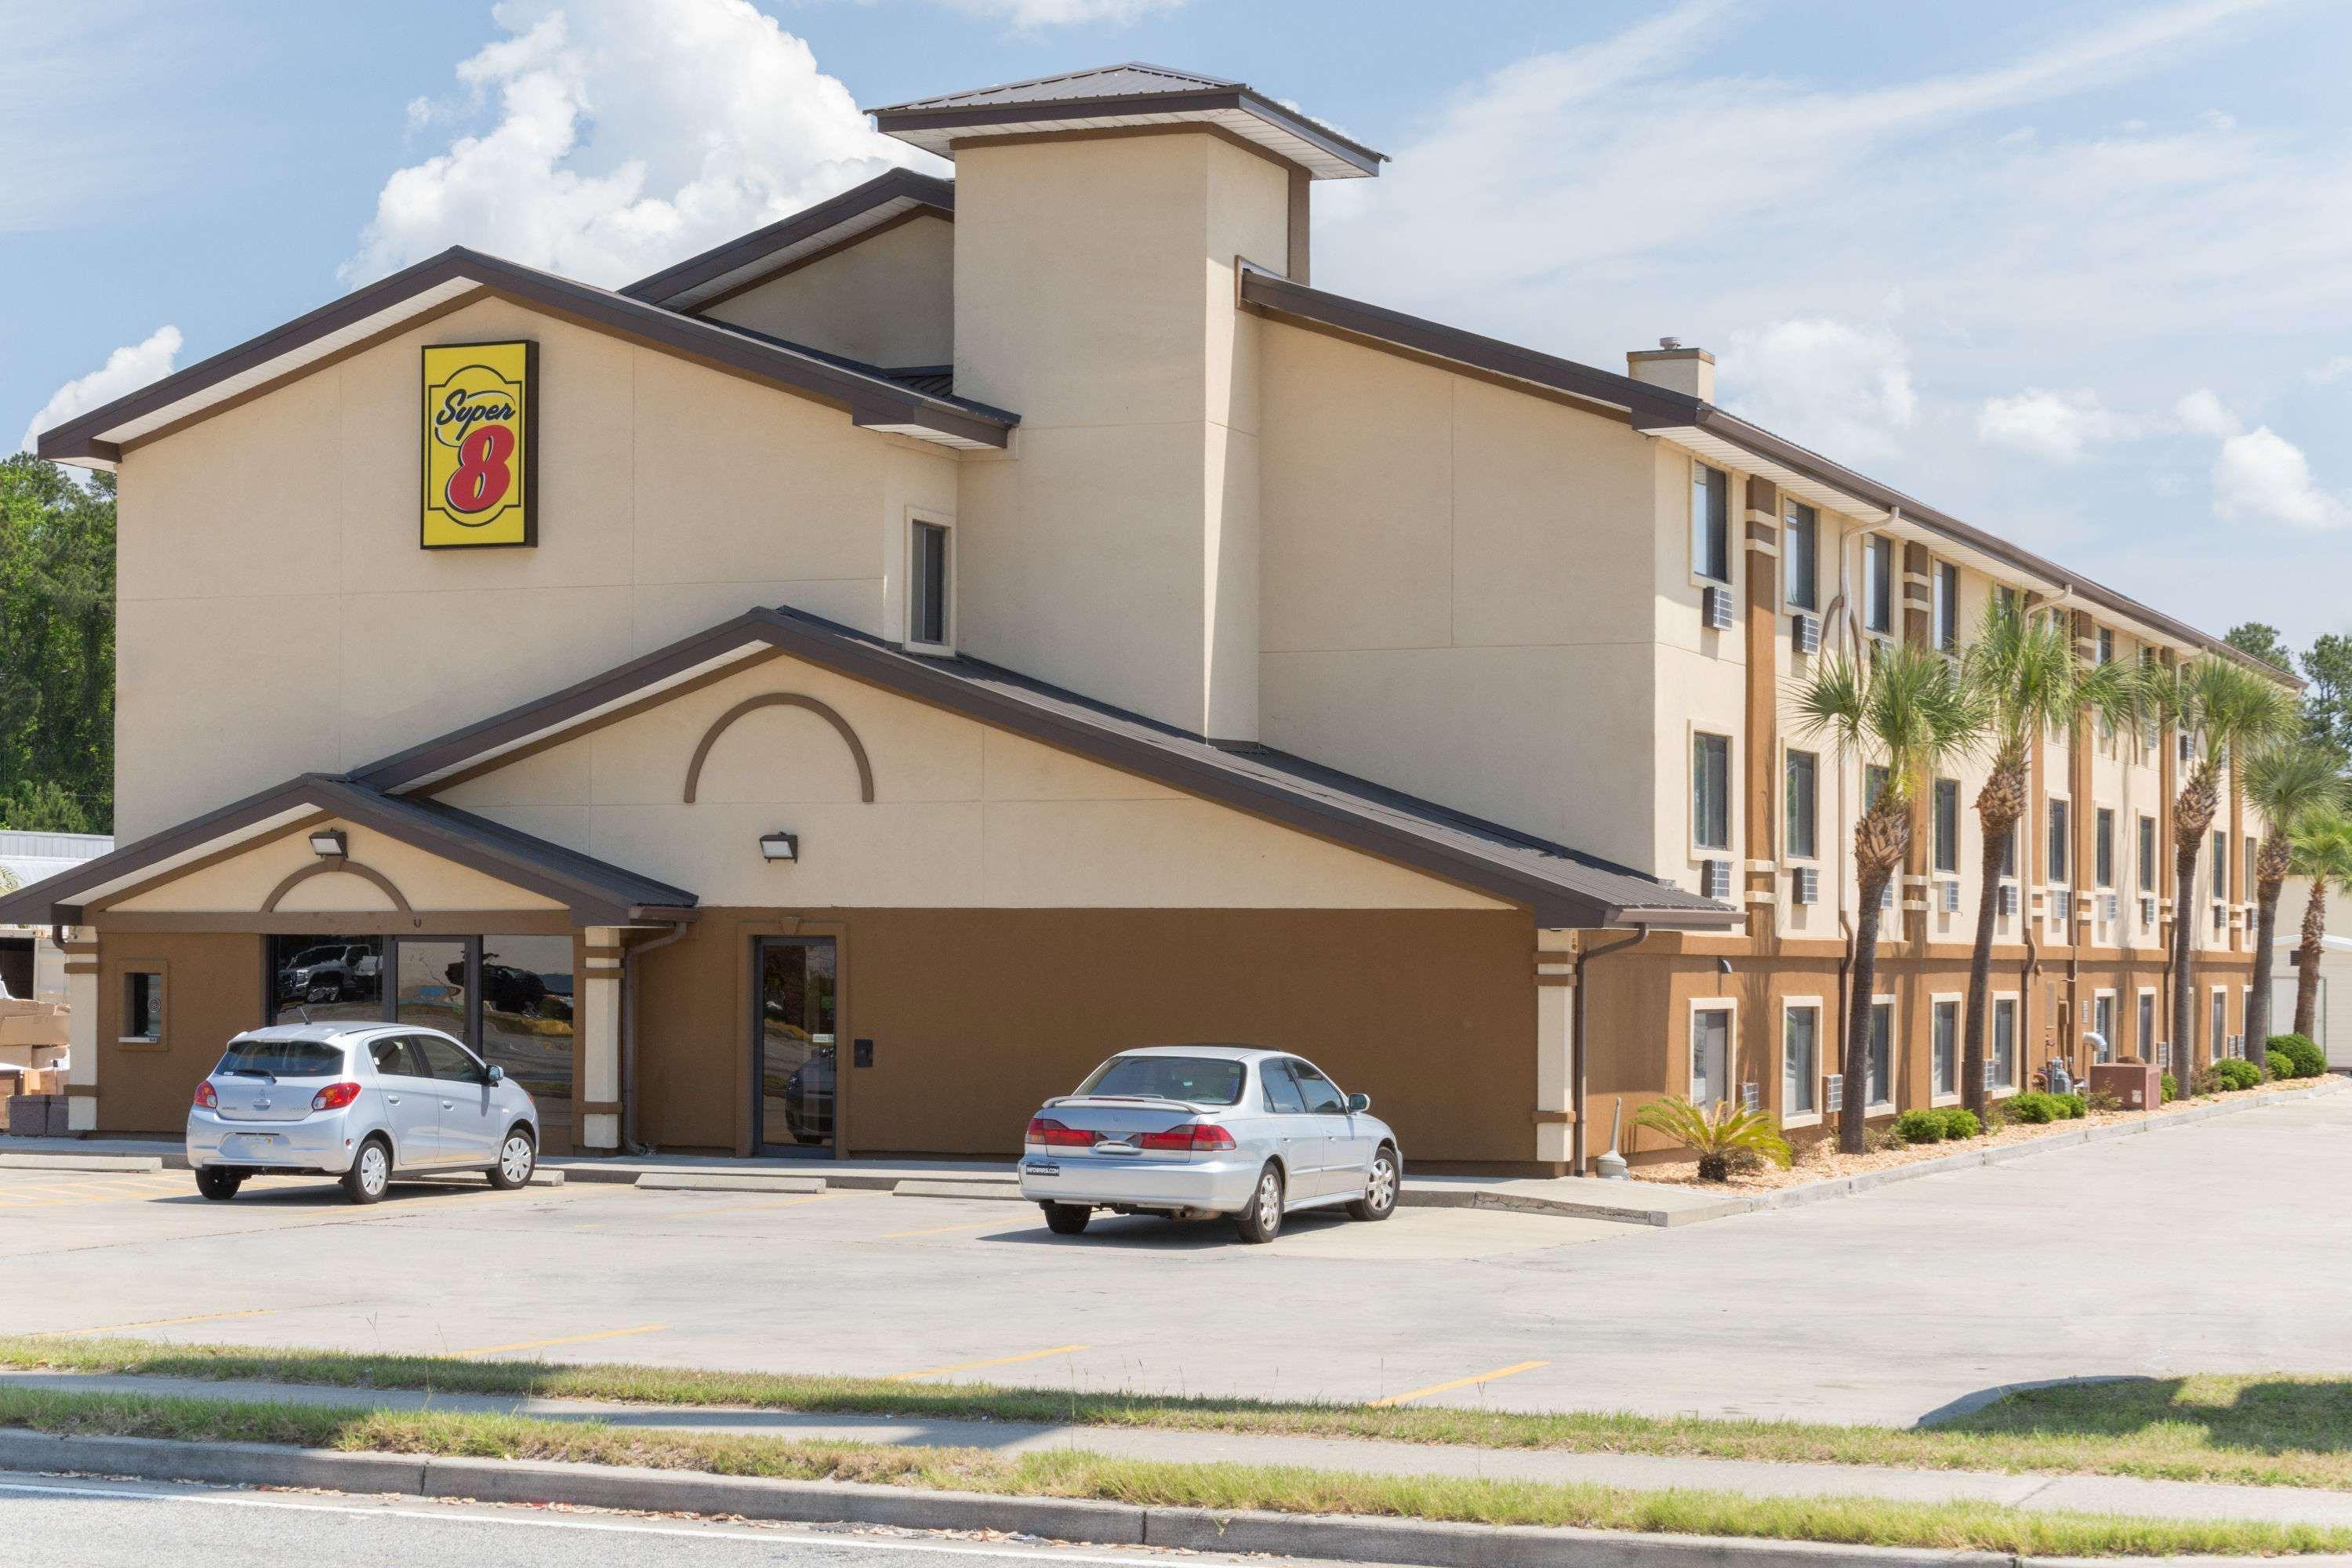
[1075,1055,1245,1105]
[216,1038,347,1078]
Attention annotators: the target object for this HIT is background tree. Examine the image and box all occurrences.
[2226,622,2296,674]
[2145,658,2299,1083]
[0,455,116,833]
[1957,599,2138,1115]
[2303,633,2352,760]
[1795,643,1982,1152]
[2242,742,2346,1069]
[2288,804,2352,1041]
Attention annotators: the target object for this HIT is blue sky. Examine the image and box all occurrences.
[8,0,2351,650]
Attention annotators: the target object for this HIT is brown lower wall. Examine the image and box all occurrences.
[633,907,1539,1166]
[96,931,264,1134]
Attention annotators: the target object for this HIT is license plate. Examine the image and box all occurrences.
[233,1134,282,1146]
[1022,1160,1059,1176]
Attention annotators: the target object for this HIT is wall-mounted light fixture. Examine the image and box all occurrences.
[759,831,799,862]
[308,829,348,859]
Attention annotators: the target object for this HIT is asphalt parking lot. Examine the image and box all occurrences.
[9,1087,2350,1427]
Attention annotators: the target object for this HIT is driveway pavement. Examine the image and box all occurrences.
[6,1088,2348,1425]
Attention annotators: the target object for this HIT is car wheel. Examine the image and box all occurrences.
[487,1127,535,1190]
[1042,1202,1091,1236]
[194,1167,241,1202]
[342,1137,390,1205]
[1348,1145,1399,1221]
[1233,1162,1285,1244]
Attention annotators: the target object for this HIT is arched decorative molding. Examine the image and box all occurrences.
[683,692,876,805]
[262,858,415,915]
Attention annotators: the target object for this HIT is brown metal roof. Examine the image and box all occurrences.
[620,167,955,311]
[354,604,1734,930]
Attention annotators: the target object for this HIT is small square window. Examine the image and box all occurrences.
[124,971,163,1042]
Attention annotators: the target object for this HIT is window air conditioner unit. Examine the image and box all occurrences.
[1939,880,1962,914]
[1741,1082,1760,1112]
[1702,585,1734,631]
[1984,1055,2000,1090]
[1791,612,1821,655]
[2212,902,2227,934]
[1880,879,1895,910]
[1823,1073,1844,1113]
[2101,892,2119,923]
[1700,858,1733,899]
[2140,893,2156,927]
[1791,866,1819,906]
[1998,883,2019,916]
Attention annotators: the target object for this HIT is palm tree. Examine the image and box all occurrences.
[2242,743,2347,1069]
[2288,804,2352,1041]
[1955,600,2144,1113]
[2145,658,2299,1082]
[1795,642,1983,1152]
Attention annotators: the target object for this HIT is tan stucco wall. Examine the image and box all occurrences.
[953,132,1287,741]
[700,214,954,368]
[436,652,1508,912]
[104,821,565,915]
[94,931,263,1134]
[114,294,958,839]
[1255,321,1661,868]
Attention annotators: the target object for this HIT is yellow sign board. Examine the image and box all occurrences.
[420,340,535,548]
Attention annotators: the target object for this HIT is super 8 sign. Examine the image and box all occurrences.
[420,341,536,548]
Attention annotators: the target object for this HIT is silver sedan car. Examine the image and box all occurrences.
[1018,1045,1400,1243]
[187,1022,539,1203]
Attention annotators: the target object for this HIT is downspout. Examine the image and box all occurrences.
[1573,924,1649,1175]
[620,921,691,1156]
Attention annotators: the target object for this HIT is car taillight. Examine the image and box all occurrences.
[311,1081,361,1112]
[1025,1116,1094,1148]
[193,1081,217,1109]
[1140,1123,1237,1152]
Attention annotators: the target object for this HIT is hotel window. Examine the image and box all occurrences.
[1932,778,1960,873]
[908,518,953,649]
[1933,561,1960,652]
[1864,764,1889,811]
[2093,993,2115,1061]
[2138,815,2158,891]
[1991,996,2017,1089]
[1995,585,2019,620]
[2098,627,2115,665]
[1785,750,1818,861]
[1784,503,1818,610]
[2047,798,2070,884]
[2095,808,2114,888]
[1690,1006,1732,1107]
[2246,836,2259,897]
[1999,819,2017,878]
[1693,733,1731,851]
[1783,1005,1818,1115]
[122,971,163,1042]
[1863,536,1893,633]
[1691,463,1730,583]
[2212,830,2229,898]
[2138,991,2157,1059]
[1933,999,1958,1098]
[1867,1001,1894,1107]
[2211,989,2229,1058]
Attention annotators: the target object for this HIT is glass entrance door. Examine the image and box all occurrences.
[754,938,837,1156]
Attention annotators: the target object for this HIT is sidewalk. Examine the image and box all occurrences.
[6,1368,2347,1529]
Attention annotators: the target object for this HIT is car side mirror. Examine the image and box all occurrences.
[485,1065,504,1085]
[1346,1092,1371,1113]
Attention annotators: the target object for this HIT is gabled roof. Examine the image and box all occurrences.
[354,604,1735,931]
[34,245,1014,470]
[622,167,956,312]
[866,61,1385,180]
[1235,263,2295,686]
[0,775,696,929]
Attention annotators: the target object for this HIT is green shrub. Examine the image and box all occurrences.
[2191,1065,2225,1097]
[2268,1033,2327,1079]
[1937,1107,1981,1139]
[2267,1049,2294,1080]
[2007,1091,2060,1124]
[2053,1091,2087,1119]
[2212,1058,2260,1091]
[2083,1087,2121,1114]
[2160,1072,2179,1103]
[1893,1109,1945,1145]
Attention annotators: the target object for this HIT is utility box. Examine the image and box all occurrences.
[2091,1062,2162,1111]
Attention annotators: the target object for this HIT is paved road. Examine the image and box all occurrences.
[6,1088,2347,1425]
[0,1471,1268,1568]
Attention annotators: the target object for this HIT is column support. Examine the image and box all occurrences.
[60,927,98,1132]
[580,926,622,1152]
[1534,931,1576,1170]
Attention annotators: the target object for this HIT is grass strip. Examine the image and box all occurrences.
[5,1385,2350,1558]
[6,1337,2351,1494]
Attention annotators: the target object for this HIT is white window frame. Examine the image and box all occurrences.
[1688,1000,1737,1109]
[1690,461,1730,586]
[1783,502,1819,612]
[1781,996,1822,1127]
[2210,985,2230,1061]
[1783,744,1820,865]
[1867,994,1897,1110]
[2092,989,2117,1062]
[1932,561,1960,652]
[1929,993,1962,1105]
[903,510,956,655]
[1689,725,1734,858]
[1990,993,2020,1096]
[2136,986,2158,1065]
[1863,535,1893,633]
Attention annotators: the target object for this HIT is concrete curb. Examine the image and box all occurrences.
[0,1153,162,1173]
[895,1179,1028,1201]
[412,1168,565,1189]
[633,1173,825,1193]
[0,1428,2063,1568]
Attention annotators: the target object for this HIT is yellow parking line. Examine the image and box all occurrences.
[1369,1359,1551,1407]
[456,1323,667,1357]
[48,1308,280,1338]
[878,1218,1018,1240]
[887,1344,1088,1381]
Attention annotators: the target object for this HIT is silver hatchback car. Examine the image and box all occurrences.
[1018,1045,1400,1243]
[187,1022,539,1204]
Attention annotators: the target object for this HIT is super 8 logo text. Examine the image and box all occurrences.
[420,340,536,548]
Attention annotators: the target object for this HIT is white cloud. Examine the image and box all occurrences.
[20,325,182,452]
[1976,387,2138,461]
[2173,387,2242,437]
[2212,426,2347,530]
[2310,354,2352,385]
[1717,319,1916,463]
[932,0,1187,24]
[342,0,933,289]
